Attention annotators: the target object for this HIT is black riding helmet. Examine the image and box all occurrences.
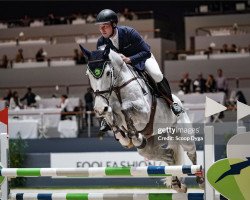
[96,9,118,27]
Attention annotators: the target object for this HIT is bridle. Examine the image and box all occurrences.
[91,60,138,107]
[92,61,115,106]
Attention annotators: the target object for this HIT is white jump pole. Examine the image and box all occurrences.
[204,126,215,200]
[0,133,9,200]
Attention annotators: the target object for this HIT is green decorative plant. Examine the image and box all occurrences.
[9,133,28,187]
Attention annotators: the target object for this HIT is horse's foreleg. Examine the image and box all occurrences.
[131,133,147,149]
[121,108,138,138]
[120,108,147,149]
[113,127,134,148]
[106,112,134,148]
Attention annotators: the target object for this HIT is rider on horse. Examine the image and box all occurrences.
[95,9,183,133]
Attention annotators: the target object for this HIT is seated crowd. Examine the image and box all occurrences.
[178,68,247,109]
[204,43,250,55]
[178,68,228,94]
[0,8,140,29]
[0,47,87,69]
[1,87,94,125]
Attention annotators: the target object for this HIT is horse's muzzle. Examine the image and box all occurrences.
[94,106,110,116]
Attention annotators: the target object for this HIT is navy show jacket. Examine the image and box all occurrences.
[97,26,151,70]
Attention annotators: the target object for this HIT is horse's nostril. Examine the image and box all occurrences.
[104,106,109,112]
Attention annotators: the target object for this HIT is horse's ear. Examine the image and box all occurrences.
[103,45,110,58]
[79,44,91,59]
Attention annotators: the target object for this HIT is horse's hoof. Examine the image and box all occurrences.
[196,176,205,190]
[123,140,134,149]
[171,176,187,193]
[171,183,187,193]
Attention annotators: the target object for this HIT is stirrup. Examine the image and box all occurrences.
[171,103,184,116]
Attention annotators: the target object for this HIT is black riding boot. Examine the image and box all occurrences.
[157,77,184,116]
[98,118,111,137]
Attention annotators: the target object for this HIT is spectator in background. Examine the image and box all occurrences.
[118,12,126,22]
[204,47,213,57]
[247,44,250,52]
[235,90,247,104]
[215,68,228,120]
[73,49,87,65]
[220,44,229,53]
[179,73,192,94]
[3,89,12,106]
[68,13,77,24]
[192,73,206,93]
[20,87,36,107]
[84,87,94,126]
[9,91,22,110]
[0,55,9,68]
[21,15,31,27]
[206,74,217,93]
[86,14,95,23]
[123,8,134,20]
[18,31,25,42]
[15,48,24,63]
[216,69,228,95]
[229,44,237,53]
[36,48,47,62]
[58,94,71,120]
[228,90,247,109]
[3,89,12,101]
[232,23,238,35]
[46,13,56,25]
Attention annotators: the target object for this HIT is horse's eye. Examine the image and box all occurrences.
[106,71,111,76]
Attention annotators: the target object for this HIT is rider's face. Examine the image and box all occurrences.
[99,23,113,38]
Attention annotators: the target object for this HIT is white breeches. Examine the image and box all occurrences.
[145,53,163,83]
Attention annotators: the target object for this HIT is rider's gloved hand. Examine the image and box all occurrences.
[119,54,131,64]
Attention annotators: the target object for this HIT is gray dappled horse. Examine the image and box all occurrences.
[80,45,202,192]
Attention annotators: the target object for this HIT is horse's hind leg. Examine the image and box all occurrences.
[171,176,188,193]
[137,136,176,165]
